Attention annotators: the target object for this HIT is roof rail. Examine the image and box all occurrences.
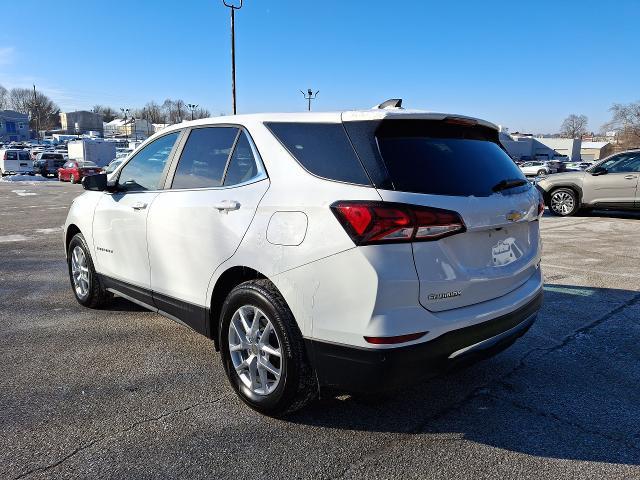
[373,98,403,110]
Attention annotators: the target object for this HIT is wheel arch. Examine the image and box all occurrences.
[65,224,82,257]
[209,266,268,350]
[545,183,584,205]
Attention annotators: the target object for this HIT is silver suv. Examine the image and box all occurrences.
[536,150,640,216]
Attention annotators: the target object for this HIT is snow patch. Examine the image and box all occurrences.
[11,189,37,196]
[0,174,56,183]
[36,227,63,235]
[0,234,28,243]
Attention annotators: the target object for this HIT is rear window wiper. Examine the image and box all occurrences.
[492,178,528,192]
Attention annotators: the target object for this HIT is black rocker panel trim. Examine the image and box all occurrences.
[98,274,210,337]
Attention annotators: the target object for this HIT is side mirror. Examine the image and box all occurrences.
[591,166,608,176]
[82,173,108,191]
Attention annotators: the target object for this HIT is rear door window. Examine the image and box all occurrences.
[18,151,30,161]
[6,151,17,160]
[265,122,371,185]
[223,131,260,186]
[374,120,528,197]
[171,127,239,189]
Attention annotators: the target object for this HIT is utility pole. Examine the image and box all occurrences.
[222,0,242,114]
[300,89,319,111]
[187,103,198,121]
[32,85,40,143]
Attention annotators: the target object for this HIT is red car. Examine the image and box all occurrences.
[57,160,103,183]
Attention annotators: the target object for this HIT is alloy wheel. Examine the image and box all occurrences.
[70,246,90,298]
[228,305,282,396]
[551,191,575,215]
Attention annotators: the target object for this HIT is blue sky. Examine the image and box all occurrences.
[1,0,638,133]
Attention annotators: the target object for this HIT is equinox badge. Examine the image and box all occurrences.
[428,290,462,300]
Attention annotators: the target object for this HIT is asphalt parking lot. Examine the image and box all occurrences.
[1,180,639,479]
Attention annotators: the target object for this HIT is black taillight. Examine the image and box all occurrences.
[331,201,465,246]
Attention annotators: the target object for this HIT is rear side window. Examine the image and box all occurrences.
[223,131,260,186]
[172,127,239,189]
[266,122,371,185]
[375,121,528,197]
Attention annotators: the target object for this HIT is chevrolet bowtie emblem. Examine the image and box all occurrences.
[506,210,523,222]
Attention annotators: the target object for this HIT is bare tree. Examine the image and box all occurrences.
[9,87,33,113]
[9,87,60,130]
[142,101,165,124]
[604,101,640,148]
[92,105,117,122]
[0,85,8,110]
[193,107,211,120]
[560,114,588,138]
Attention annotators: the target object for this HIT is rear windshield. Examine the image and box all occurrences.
[265,122,371,185]
[374,120,528,197]
[42,153,63,159]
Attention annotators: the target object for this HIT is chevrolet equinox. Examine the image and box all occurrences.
[64,104,544,415]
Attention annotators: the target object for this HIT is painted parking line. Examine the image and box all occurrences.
[543,263,640,279]
[543,285,595,296]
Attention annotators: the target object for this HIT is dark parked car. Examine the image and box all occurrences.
[33,152,66,177]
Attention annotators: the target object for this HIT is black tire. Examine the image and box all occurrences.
[219,279,317,416]
[549,187,579,216]
[537,169,547,176]
[67,233,112,308]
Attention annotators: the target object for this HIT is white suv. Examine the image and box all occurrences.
[64,107,544,415]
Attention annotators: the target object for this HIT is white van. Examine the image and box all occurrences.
[0,149,33,176]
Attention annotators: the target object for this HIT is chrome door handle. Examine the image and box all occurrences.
[624,175,637,180]
[213,200,240,212]
[132,202,148,210]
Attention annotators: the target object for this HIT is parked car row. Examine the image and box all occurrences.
[0,147,104,181]
[517,159,596,178]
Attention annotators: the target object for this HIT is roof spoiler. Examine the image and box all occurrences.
[373,98,403,110]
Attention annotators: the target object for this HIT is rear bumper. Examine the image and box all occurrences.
[305,290,542,393]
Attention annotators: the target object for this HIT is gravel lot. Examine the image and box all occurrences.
[1,180,639,479]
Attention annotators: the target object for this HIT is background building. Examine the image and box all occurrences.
[500,129,582,161]
[580,141,613,161]
[0,110,30,142]
[60,110,104,135]
[103,118,152,140]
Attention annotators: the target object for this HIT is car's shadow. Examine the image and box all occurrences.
[104,283,640,465]
[543,208,640,220]
[281,284,640,466]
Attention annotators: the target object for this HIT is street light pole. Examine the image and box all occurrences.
[187,103,199,121]
[32,85,40,143]
[120,108,129,141]
[300,89,319,111]
[222,0,243,115]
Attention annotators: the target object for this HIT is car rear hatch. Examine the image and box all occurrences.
[343,114,542,312]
